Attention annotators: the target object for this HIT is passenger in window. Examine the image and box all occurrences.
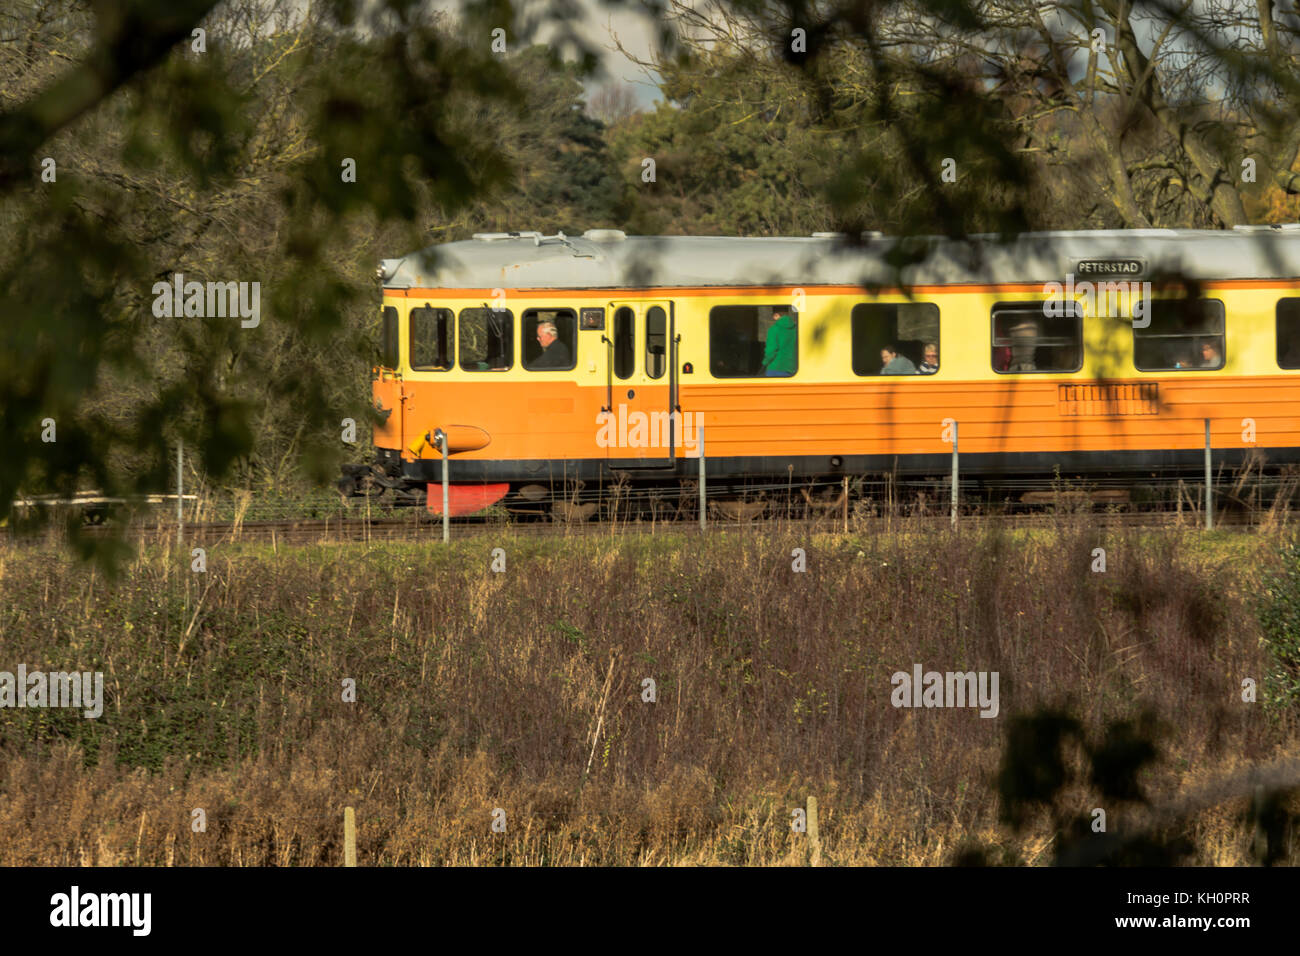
[880,345,917,374]
[761,311,797,376]
[1198,340,1222,368]
[1007,319,1038,371]
[532,321,571,369]
[919,343,939,373]
[1282,337,1300,368]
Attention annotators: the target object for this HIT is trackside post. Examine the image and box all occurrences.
[176,440,184,545]
[435,428,449,544]
[951,421,959,529]
[1204,418,1213,531]
[698,426,706,532]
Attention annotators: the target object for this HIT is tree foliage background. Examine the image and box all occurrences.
[1,0,1298,522]
[1,0,1298,866]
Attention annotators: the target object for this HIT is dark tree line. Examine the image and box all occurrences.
[2,0,1298,528]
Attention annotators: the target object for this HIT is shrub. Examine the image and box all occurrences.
[1258,544,1300,712]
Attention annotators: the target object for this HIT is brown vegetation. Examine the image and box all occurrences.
[0,522,1295,865]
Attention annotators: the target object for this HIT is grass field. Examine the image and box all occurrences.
[1,521,1297,865]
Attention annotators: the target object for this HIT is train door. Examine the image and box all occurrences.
[373,303,405,453]
[603,300,677,467]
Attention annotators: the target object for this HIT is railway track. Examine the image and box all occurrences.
[1,506,1285,547]
[5,471,1295,546]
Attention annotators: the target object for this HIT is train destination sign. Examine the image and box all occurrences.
[1073,258,1147,277]
[1046,260,1152,325]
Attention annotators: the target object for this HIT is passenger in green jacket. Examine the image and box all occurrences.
[762,312,797,376]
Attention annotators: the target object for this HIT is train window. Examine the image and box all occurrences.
[1278,298,1300,369]
[991,302,1082,373]
[613,307,635,380]
[458,307,514,371]
[851,303,940,375]
[709,304,795,377]
[409,305,453,371]
[380,306,399,369]
[646,306,667,380]
[523,308,577,371]
[1133,299,1224,371]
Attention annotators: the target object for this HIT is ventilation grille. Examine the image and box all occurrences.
[1058,383,1159,416]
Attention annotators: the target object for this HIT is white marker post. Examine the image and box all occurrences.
[1204,418,1213,531]
[950,421,959,529]
[435,428,449,544]
[698,426,706,532]
[177,440,184,545]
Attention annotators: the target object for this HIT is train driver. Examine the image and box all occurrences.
[532,321,572,369]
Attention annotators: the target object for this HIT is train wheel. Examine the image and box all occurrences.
[552,500,598,522]
[712,499,768,521]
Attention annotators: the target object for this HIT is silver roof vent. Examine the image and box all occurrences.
[811,231,885,239]
[1232,223,1300,232]
[582,229,627,241]
[472,231,544,241]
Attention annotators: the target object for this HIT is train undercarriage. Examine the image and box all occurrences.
[338,447,1300,521]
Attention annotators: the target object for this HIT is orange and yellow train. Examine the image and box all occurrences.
[341,226,1300,514]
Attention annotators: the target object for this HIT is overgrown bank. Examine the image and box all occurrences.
[1,525,1296,864]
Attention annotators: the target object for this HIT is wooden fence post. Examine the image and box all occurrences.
[344,806,356,867]
[807,796,822,866]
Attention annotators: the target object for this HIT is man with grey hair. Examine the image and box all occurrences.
[531,319,571,369]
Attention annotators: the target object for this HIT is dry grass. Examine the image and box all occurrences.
[0,521,1295,865]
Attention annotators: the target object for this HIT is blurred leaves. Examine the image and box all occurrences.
[1258,544,1300,711]
[0,0,624,551]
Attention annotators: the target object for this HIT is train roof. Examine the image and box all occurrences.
[380,226,1300,291]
